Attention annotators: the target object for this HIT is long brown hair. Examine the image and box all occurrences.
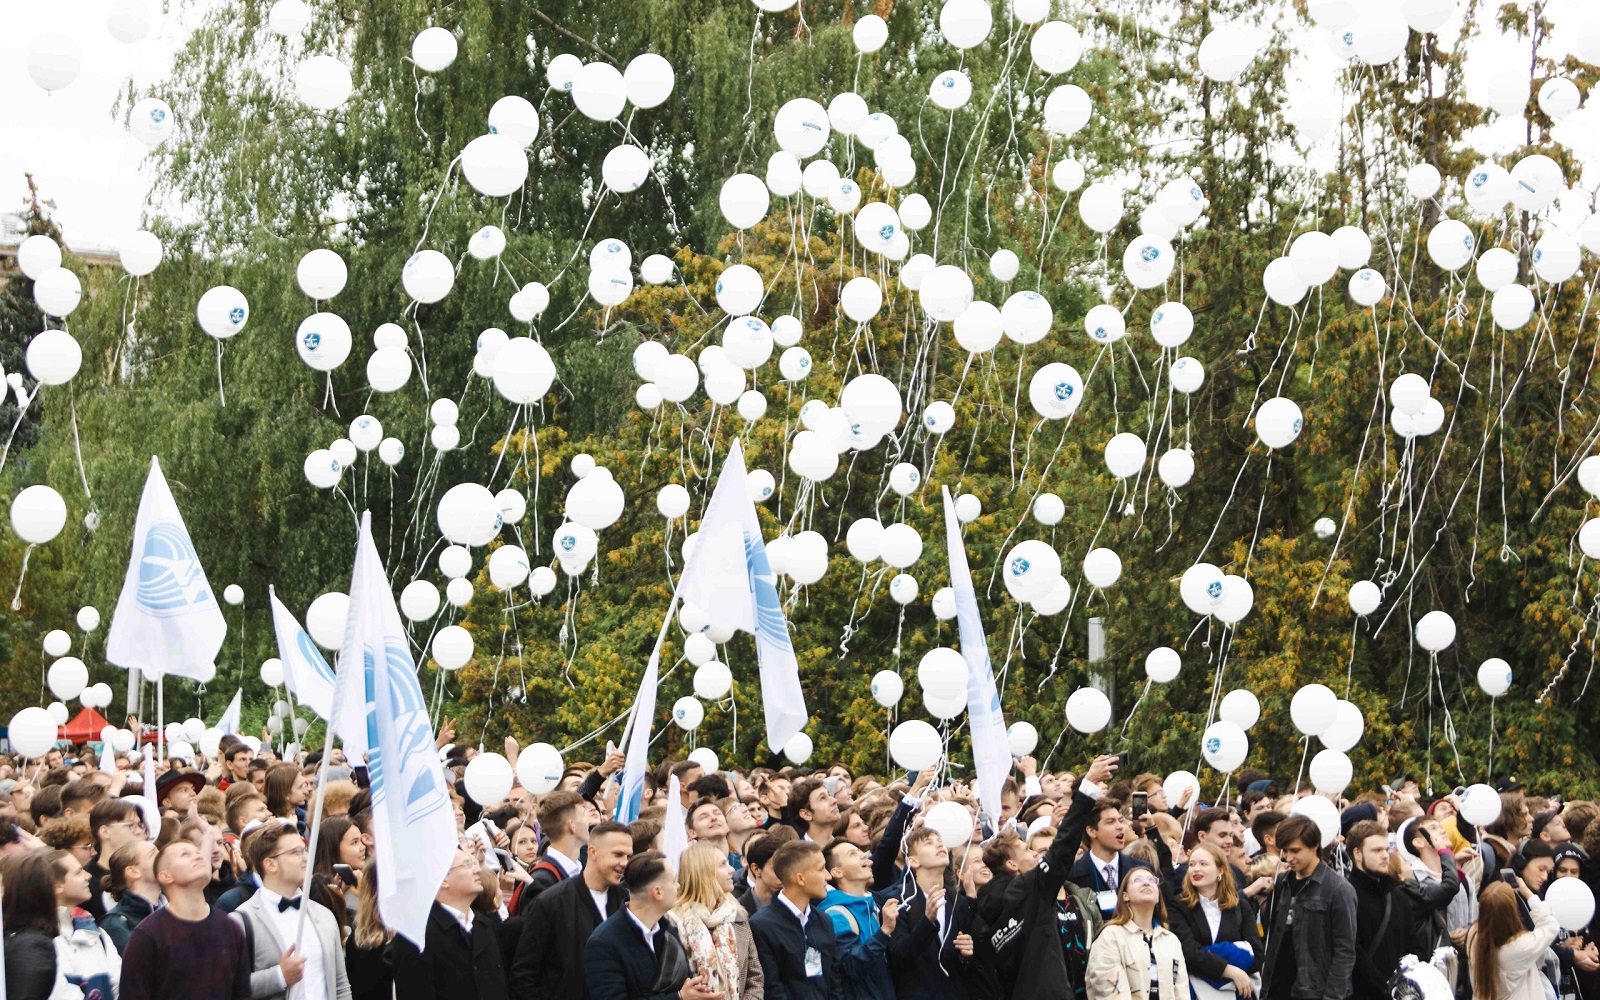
[1179,842,1240,910]
[1470,881,1525,996]
[1107,866,1169,928]
[0,850,61,935]
[264,764,301,818]
[352,858,393,950]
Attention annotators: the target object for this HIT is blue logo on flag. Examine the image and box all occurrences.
[295,628,337,685]
[136,522,213,616]
[364,642,448,816]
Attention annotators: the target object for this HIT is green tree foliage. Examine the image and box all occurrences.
[2,0,1598,796]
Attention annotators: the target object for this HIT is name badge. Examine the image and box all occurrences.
[1097,890,1118,914]
[805,946,823,978]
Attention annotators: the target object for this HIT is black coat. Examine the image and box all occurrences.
[392,902,509,1000]
[1349,867,1420,998]
[1165,893,1264,979]
[1066,850,1153,903]
[4,927,58,1000]
[582,908,689,1000]
[886,875,970,1000]
[991,788,1103,1000]
[345,939,394,1000]
[510,872,628,1000]
[749,898,845,1000]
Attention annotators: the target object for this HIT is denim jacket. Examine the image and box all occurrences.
[1260,863,1358,1000]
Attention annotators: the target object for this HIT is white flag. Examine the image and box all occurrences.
[943,486,1010,827]
[105,457,226,682]
[614,618,665,824]
[342,511,453,946]
[678,440,807,753]
[662,774,688,872]
[268,587,342,728]
[215,689,242,735]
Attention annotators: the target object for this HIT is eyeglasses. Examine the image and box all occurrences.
[110,819,147,832]
[269,846,308,860]
[449,859,478,873]
[1127,876,1162,888]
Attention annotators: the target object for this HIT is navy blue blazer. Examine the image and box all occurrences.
[581,908,686,1000]
[748,897,845,1000]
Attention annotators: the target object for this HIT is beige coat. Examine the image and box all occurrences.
[1085,919,1188,1000]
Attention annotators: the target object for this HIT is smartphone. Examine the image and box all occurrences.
[1115,752,1130,772]
[1500,868,1518,887]
[1132,791,1149,816]
[333,863,356,887]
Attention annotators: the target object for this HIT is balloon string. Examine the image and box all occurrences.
[10,544,35,611]
[215,341,226,407]
[69,386,91,500]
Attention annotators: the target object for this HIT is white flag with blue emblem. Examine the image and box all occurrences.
[343,511,453,947]
[614,616,665,824]
[678,440,807,754]
[268,587,343,731]
[215,689,242,735]
[106,457,226,682]
[943,486,1009,826]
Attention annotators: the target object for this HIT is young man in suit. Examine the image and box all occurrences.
[392,848,509,1000]
[749,840,844,1000]
[582,851,722,1000]
[1067,795,1152,918]
[511,820,633,1000]
[230,820,351,1000]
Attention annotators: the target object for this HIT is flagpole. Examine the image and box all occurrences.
[156,675,165,765]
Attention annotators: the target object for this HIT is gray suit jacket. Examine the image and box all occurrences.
[230,890,352,1000]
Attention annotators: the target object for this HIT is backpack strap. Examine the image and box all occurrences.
[824,905,860,937]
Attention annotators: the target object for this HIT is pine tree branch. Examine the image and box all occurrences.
[527,7,616,64]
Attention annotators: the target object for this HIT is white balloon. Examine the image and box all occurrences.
[1464,162,1513,215]
[930,69,974,111]
[260,658,285,687]
[461,133,529,198]
[1079,182,1124,233]
[1042,84,1092,136]
[296,55,352,111]
[954,301,1003,353]
[26,329,83,385]
[1201,721,1249,772]
[43,630,71,658]
[1509,154,1563,212]
[48,657,88,701]
[106,0,155,42]
[1084,303,1126,345]
[931,587,957,621]
[1349,267,1387,307]
[720,173,771,230]
[28,33,81,92]
[1290,795,1341,848]
[623,53,675,109]
[1003,540,1061,601]
[128,98,176,146]
[1458,783,1501,826]
[1427,219,1476,270]
[1052,158,1086,192]
[1309,749,1353,794]
[879,523,923,569]
[774,98,831,158]
[940,0,992,48]
[488,545,530,590]
[10,485,66,544]
[1033,493,1065,526]
[1065,687,1112,733]
[1197,24,1260,82]
[1001,291,1053,344]
[16,236,61,279]
[1415,610,1456,652]
[671,696,705,731]
[1547,878,1597,932]
[1254,397,1304,450]
[1405,163,1442,199]
[1083,548,1122,589]
[1008,721,1039,757]
[955,494,981,523]
[1031,21,1083,73]
[33,268,83,318]
[411,27,457,72]
[1290,684,1337,736]
[1476,247,1518,292]
[295,312,352,372]
[1180,562,1226,616]
[573,62,627,121]
[464,753,515,806]
[715,264,765,316]
[693,661,733,700]
[871,670,905,708]
[1162,770,1201,810]
[492,338,557,404]
[1533,230,1581,284]
[402,250,455,304]
[1145,646,1181,683]
[1219,689,1261,729]
[854,14,889,52]
[1263,257,1308,306]
[1491,283,1535,331]
[1477,657,1512,697]
[889,720,943,771]
[1103,433,1146,479]
[432,625,474,670]
[76,606,101,631]
[488,95,541,147]
[924,801,975,849]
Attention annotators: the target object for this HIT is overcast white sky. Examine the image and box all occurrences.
[0,0,1596,253]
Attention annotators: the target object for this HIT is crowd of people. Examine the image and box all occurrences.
[1,723,1596,1000]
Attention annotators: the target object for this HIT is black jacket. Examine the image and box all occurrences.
[990,787,1103,1000]
[869,799,918,892]
[1066,849,1153,907]
[886,874,969,1000]
[511,872,628,1000]
[582,907,689,1000]
[1260,862,1359,1000]
[4,926,58,1000]
[1165,892,1264,979]
[1397,853,1461,953]
[749,898,845,1000]
[100,889,158,953]
[345,938,394,1000]
[392,902,509,1000]
[1348,867,1419,998]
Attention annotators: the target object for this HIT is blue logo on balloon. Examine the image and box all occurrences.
[303,331,322,351]
[151,108,166,123]
[1471,172,1487,188]
[941,76,955,88]
[1054,382,1074,400]
[136,522,213,617]
[560,534,575,551]
[798,356,809,368]
[229,307,245,324]
[1010,556,1030,576]
[1292,418,1302,433]
[1206,736,1221,753]
[1141,246,1159,263]
[1206,580,1223,599]
[879,224,895,241]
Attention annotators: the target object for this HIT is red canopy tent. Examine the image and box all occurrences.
[58,707,112,744]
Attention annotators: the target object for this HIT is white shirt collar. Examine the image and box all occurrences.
[440,902,474,934]
[546,847,581,877]
[777,891,810,925]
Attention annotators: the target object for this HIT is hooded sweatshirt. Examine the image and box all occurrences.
[821,887,896,1000]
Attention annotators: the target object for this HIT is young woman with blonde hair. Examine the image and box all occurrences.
[669,842,764,999]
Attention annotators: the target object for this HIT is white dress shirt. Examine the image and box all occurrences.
[258,887,326,1000]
